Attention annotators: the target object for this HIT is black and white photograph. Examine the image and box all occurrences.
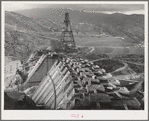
[1,1,148,120]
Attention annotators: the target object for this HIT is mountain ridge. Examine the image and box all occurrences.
[5,9,144,61]
[15,8,144,41]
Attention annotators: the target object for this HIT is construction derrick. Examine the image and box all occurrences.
[60,13,76,50]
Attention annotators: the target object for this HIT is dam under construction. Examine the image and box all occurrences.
[4,13,144,110]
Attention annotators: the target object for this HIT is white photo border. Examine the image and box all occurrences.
[1,1,148,120]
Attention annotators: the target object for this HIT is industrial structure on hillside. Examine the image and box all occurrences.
[60,12,76,52]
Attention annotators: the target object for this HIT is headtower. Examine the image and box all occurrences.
[60,13,76,48]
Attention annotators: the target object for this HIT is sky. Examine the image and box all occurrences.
[3,2,145,15]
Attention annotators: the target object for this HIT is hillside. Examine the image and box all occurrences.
[16,8,144,43]
[5,11,54,32]
[5,11,61,62]
[5,9,144,62]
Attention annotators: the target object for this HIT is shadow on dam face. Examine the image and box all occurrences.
[26,55,59,88]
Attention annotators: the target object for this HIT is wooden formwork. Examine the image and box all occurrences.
[31,60,74,109]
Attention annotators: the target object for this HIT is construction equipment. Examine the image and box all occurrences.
[60,13,76,52]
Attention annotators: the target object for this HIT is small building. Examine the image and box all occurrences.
[5,56,22,79]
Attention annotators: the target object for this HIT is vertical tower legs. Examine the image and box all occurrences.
[60,13,76,51]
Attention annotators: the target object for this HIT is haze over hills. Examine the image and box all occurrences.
[5,8,144,61]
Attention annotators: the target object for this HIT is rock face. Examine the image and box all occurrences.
[4,91,38,110]
[4,92,17,109]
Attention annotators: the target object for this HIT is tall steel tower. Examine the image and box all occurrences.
[60,13,76,47]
